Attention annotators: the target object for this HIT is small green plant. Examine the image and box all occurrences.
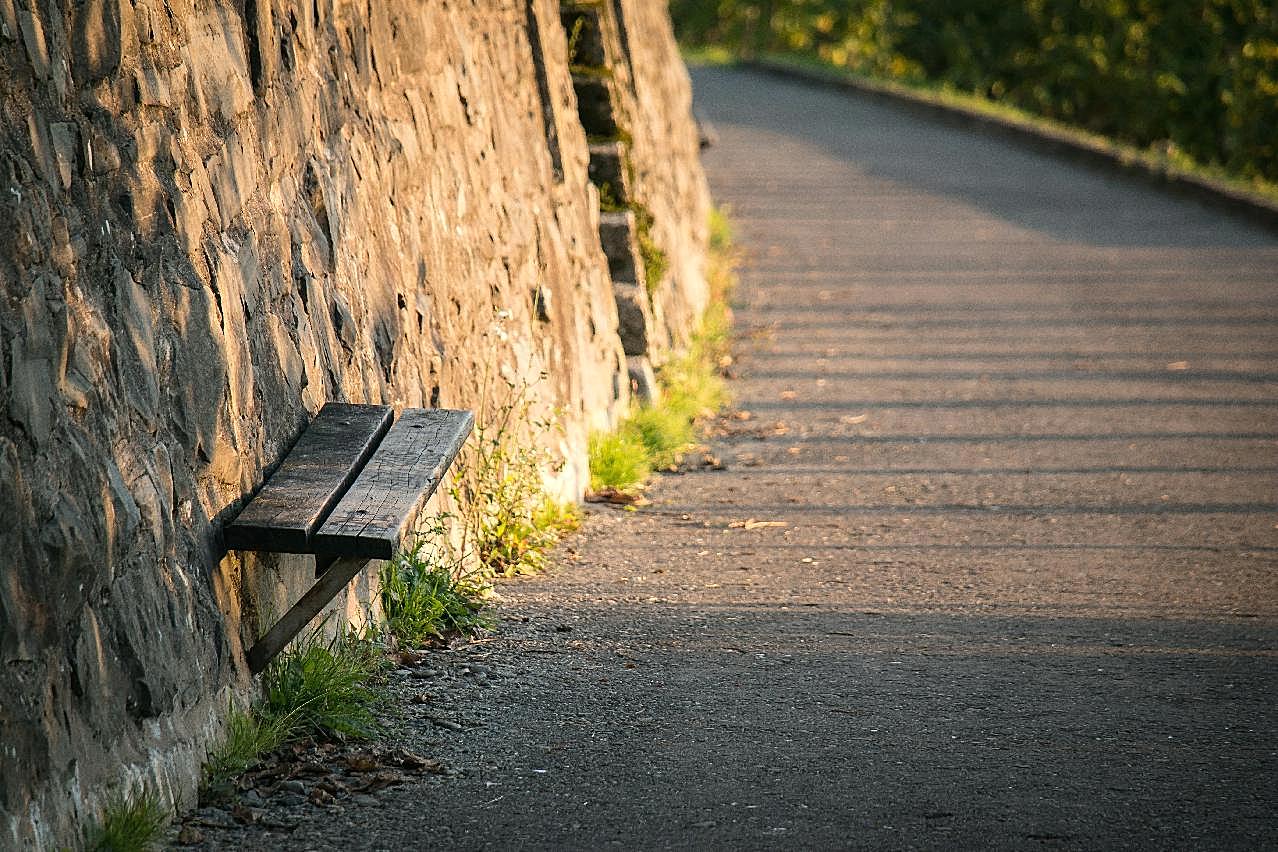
[623,404,696,469]
[588,429,652,493]
[261,628,385,741]
[380,532,491,647]
[633,204,669,298]
[85,787,168,852]
[200,708,287,800]
[566,15,587,64]
[452,322,580,577]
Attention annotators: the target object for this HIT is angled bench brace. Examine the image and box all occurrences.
[224,403,474,673]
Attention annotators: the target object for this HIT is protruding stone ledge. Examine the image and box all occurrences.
[572,73,619,138]
[598,209,645,287]
[588,141,630,205]
[613,281,654,357]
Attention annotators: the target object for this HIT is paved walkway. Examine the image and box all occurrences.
[199,67,1278,850]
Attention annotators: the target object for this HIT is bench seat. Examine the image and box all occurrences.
[225,402,473,672]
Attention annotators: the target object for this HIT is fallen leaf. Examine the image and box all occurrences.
[585,488,648,505]
[350,770,405,793]
[728,518,787,530]
[840,413,869,425]
[780,390,797,400]
[343,754,380,773]
[308,787,335,806]
[1167,361,1190,371]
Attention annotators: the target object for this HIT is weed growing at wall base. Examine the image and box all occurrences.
[453,362,580,577]
[380,531,491,647]
[200,626,385,802]
[84,786,168,852]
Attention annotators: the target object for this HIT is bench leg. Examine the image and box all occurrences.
[315,553,340,578]
[246,557,369,674]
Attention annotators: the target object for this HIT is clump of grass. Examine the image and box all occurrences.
[201,628,384,802]
[261,629,384,741]
[85,787,168,852]
[623,404,696,469]
[199,709,287,802]
[380,532,491,647]
[588,429,652,493]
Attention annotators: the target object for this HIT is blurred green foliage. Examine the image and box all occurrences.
[671,0,1278,182]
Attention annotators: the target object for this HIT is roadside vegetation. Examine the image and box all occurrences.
[83,787,168,852]
[200,627,386,802]
[589,206,738,497]
[672,1,1278,199]
[451,377,581,579]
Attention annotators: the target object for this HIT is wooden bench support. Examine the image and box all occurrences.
[246,556,368,674]
[226,404,474,673]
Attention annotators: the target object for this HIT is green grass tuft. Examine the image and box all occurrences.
[380,538,491,646]
[261,629,385,741]
[623,404,696,469]
[86,787,168,852]
[200,708,287,800]
[588,430,652,493]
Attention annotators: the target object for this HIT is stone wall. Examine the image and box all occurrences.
[0,0,709,846]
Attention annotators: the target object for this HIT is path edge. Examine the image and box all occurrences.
[741,56,1278,236]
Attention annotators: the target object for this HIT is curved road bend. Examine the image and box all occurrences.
[200,66,1278,850]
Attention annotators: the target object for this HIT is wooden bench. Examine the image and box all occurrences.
[224,403,474,673]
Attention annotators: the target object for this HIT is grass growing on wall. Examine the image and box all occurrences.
[451,371,582,579]
[672,1,1278,191]
[589,206,738,495]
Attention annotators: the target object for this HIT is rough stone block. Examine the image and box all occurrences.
[588,141,629,205]
[598,209,645,286]
[626,355,660,405]
[50,124,77,190]
[18,9,49,79]
[613,281,653,357]
[572,74,618,138]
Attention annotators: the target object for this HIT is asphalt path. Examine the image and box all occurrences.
[193,65,1278,851]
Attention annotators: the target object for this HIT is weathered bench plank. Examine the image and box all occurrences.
[224,403,393,553]
[313,408,474,559]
